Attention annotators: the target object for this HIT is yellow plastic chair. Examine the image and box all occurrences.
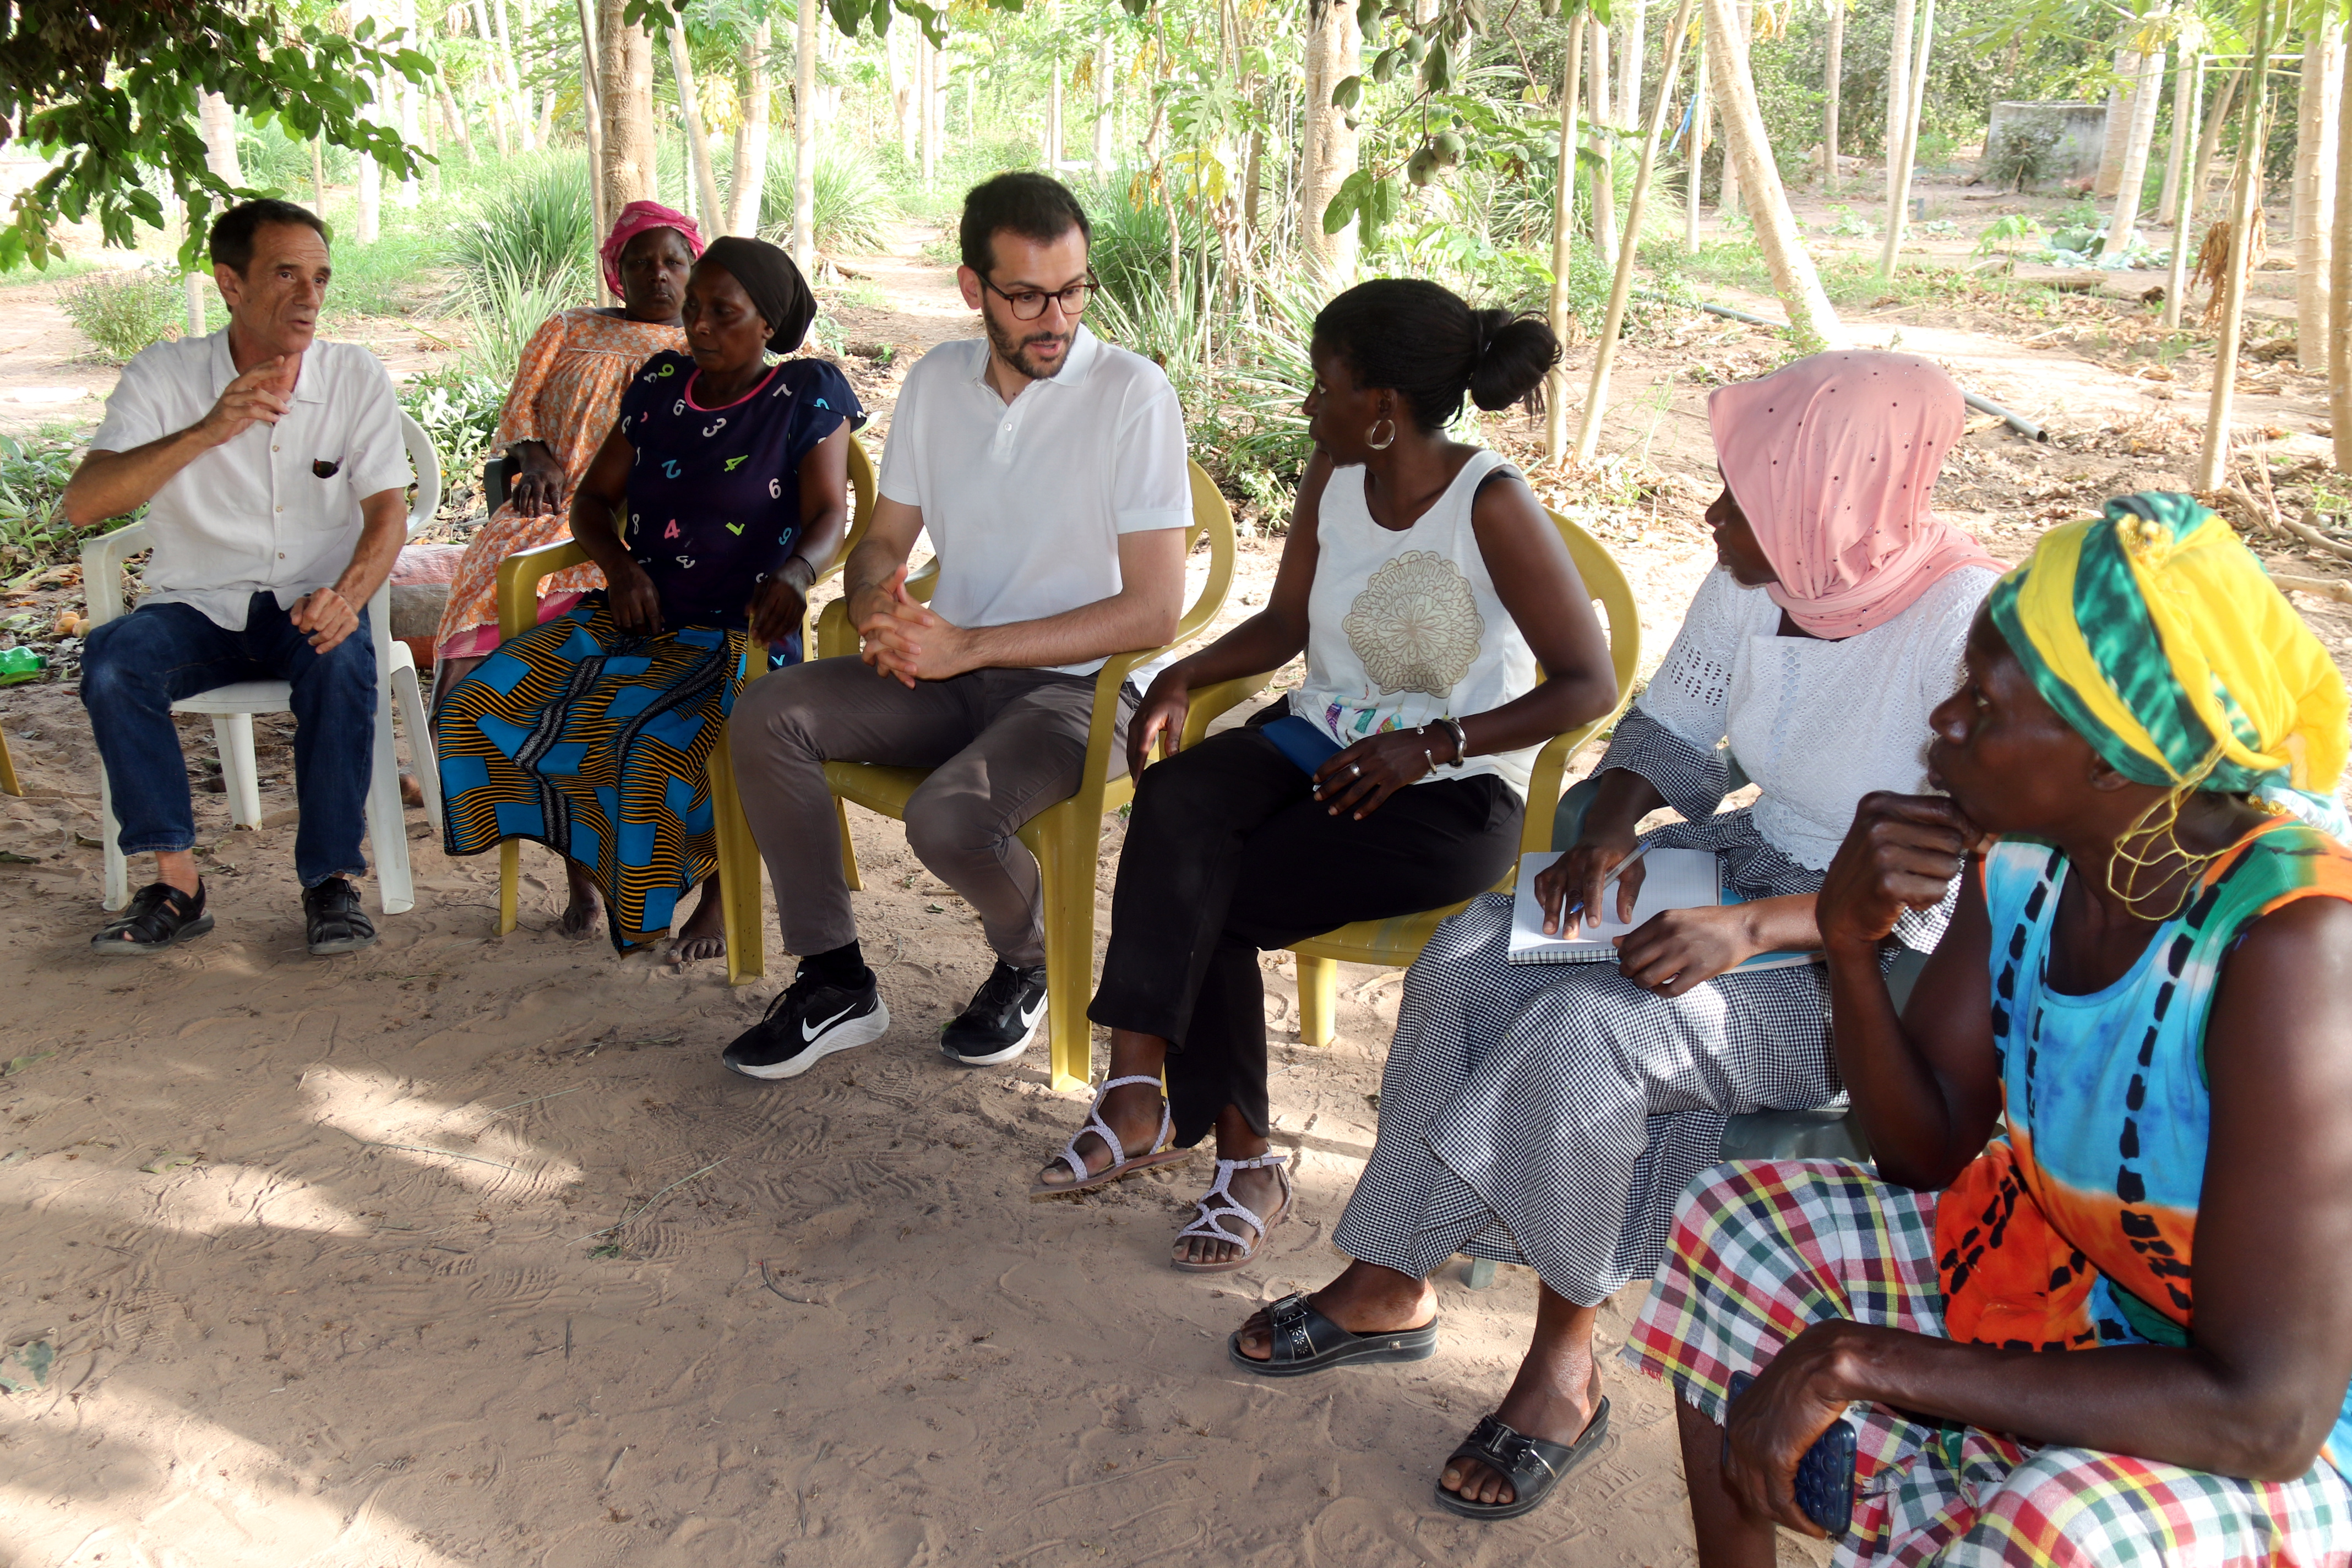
[484,436,878,984]
[816,460,1237,1093]
[0,728,19,796]
[1178,508,1642,1047]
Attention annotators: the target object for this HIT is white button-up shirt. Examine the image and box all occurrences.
[89,330,413,630]
[875,325,1190,676]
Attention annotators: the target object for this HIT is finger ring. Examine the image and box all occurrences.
[1349,762,1361,778]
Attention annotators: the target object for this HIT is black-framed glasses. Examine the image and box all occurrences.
[979,271,1099,321]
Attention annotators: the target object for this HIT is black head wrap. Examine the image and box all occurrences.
[696,236,816,353]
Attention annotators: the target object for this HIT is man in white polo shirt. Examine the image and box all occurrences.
[64,199,413,958]
[724,172,1190,1079]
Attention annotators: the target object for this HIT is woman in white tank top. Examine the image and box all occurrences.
[1030,281,1620,1273]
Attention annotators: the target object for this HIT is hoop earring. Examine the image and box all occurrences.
[1365,417,1397,451]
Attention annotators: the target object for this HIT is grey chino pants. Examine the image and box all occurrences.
[729,656,1135,969]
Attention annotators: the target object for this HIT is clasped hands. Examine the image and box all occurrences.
[853,565,977,687]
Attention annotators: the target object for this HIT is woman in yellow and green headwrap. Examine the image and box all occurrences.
[1626,492,2352,1566]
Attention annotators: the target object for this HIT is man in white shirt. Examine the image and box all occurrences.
[65,199,413,958]
[724,172,1190,1079]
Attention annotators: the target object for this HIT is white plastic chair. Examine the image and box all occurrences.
[83,412,444,915]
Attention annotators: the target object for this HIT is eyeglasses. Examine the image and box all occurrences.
[979,271,1099,321]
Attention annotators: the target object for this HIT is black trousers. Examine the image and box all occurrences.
[1088,707,1523,1146]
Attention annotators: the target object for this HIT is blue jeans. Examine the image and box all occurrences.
[80,594,377,888]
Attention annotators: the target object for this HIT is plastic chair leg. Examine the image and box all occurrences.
[497,840,520,933]
[215,713,263,827]
[366,701,413,914]
[710,727,765,987]
[390,658,442,837]
[1035,817,1093,1093]
[1297,953,1339,1047]
[835,796,862,892]
[1463,1256,1499,1289]
[0,727,18,797]
[99,767,129,911]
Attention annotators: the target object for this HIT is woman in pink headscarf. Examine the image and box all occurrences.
[431,201,701,941]
[1220,352,2000,1525]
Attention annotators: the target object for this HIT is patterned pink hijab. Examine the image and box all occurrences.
[598,200,704,299]
[1708,351,1995,638]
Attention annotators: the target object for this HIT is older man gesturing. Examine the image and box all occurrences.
[66,199,413,957]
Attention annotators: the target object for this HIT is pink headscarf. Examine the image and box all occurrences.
[598,200,704,299]
[1708,351,1996,638]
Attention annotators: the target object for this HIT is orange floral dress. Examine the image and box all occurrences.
[432,308,688,660]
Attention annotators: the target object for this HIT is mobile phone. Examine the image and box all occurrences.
[1724,1371,1858,1538]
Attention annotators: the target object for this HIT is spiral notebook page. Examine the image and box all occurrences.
[1506,848,1723,963]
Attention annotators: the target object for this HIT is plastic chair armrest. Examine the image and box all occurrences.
[79,521,154,628]
[496,540,592,640]
[1175,671,1278,750]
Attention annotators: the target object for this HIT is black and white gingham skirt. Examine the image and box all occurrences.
[1330,809,1877,1306]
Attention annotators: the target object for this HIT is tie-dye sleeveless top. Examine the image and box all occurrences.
[1936,818,2352,1479]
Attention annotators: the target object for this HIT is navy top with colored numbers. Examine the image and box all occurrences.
[614,350,865,628]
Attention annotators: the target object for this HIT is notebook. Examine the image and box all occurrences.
[1506,848,1824,972]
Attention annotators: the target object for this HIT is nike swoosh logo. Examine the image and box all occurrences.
[802,1001,862,1042]
[1019,996,1047,1027]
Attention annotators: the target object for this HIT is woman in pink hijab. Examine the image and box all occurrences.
[1221,351,2000,1526]
[429,202,702,944]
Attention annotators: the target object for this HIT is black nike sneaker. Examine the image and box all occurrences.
[722,963,889,1080]
[939,960,1049,1066]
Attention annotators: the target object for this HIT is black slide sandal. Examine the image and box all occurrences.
[1227,1292,1440,1378]
[1433,1402,1612,1521]
[91,881,213,956]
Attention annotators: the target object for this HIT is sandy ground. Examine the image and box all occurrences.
[3,189,2350,1567]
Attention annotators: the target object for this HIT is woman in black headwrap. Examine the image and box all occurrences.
[437,239,866,962]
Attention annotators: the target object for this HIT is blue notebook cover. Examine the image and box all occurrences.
[1260,714,1344,775]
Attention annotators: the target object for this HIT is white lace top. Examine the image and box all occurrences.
[1636,564,1998,870]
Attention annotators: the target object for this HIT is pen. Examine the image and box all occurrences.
[1566,840,1655,922]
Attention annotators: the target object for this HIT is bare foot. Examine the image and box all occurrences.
[1232,1259,1436,1359]
[558,864,603,940]
[1032,1079,1168,1191]
[1439,1287,1605,1509]
[1172,1159,1290,1268]
[399,771,424,809]
[666,876,726,965]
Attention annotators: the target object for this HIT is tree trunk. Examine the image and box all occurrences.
[1618,0,1649,127]
[1298,0,1360,284]
[490,0,534,151]
[1048,56,1063,170]
[597,0,659,227]
[669,21,725,232]
[1686,10,1708,249]
[1878,0,1934,274]
[2155,48,2190,226]
[1718,0,1750,217]
[198,91,243,187]
[2106,40,2166,253]
[1094,37,1115,173]
[2161,55,2199,329]
[920,35,938,188]
[311,137,328,212]
[472,0,513,155]
[1705,0,1844,347]
[1589,17,1619,266]
[573,0,605,253]
[2096,50,2139,198]
[793,0,818,272]
[1883,0,1914,209]
[730,20,772,238]
[1822,0,1844,194]
[2196,0,2270,493]
[2295,21,2342,372]
[1579,0,1701,461]
[2331,25,2351,470]
[396,0,421,208]
[2187,67,2241,232]
[1545,19,1587,463]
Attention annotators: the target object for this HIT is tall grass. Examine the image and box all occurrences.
[442,155,597,307]
[62,269,185,361]
[756,146,900,255]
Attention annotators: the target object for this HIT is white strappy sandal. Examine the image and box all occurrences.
[1171,1152,1292,1274]
[1027,1074,1194,1200]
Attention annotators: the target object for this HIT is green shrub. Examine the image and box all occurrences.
[461,260,592,384]
[758,146,899,256]
[401,366,508,479]
[62,269,186,361]
[0,432,105,576]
